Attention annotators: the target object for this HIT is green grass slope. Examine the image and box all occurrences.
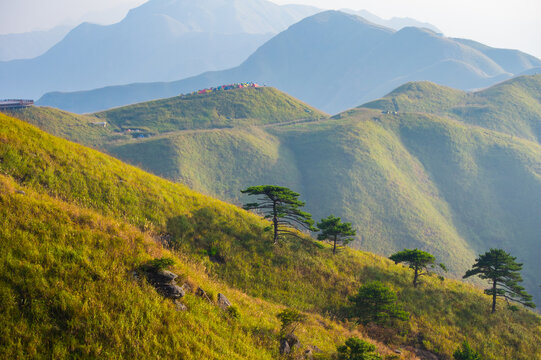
[92,104,541,308]
[334,109,541,305]
[6,79,541,309]
[363,74,541,143]
[1,113,540,359]
[0,175,275,359]
[2,106,119,147]
[108,126,304,201]
[93,86,327,133]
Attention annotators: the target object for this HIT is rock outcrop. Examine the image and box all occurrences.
[141,267,189,311]
[217,293,232,310]
[196,287,212,303]
[279,333,300,355]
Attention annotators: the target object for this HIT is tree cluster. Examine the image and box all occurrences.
[242,185,535,315]
[241,185,355,253]
[241,185,316,243]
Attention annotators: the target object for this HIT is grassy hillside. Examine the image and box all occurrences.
[363,74,541,143]
[108,126,305,201]
[1,112,540,359]
[94,87,326,133]
[77,103,541,307]
[2,106,119,147]
[7,77,541,309]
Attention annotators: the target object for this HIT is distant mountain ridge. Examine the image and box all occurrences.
[38,11,541,114]
[0,0,321,99]
[0,26,72,61]
[363,75,541,143]
[341,8,441,33]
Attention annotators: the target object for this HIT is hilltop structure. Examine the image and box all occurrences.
[0,99,33,110]
[186,82,261,96]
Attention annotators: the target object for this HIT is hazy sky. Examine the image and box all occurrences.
[0,0,147,32]
[1,0,540,58]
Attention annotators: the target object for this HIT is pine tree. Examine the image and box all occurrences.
[241,185,315,243]
[317,215,356,255]
[389,249,435,287]
[337,337,382,360]
[349,281,409,325]
[463,248,534,313]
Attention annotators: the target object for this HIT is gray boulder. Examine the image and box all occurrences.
[181,282,193,294]
[279,338,291,355]
[158,284,185,299]
[196,287,212,302]
[148,269,178,284]
[217,293,232,310]
[174,299,187,312]
[284,333,300,348]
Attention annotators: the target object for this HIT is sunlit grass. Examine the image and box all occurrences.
[0,112,540,359]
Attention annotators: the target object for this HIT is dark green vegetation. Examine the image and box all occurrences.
[241,185,316,243]
[337,337,382,360]
[464,249,534,313]
[2,108,540,358]
[348,281,409,326]
[276,308,306,336]
[317,215,356,255]
[8,75,541,308]
[390,249,436,288]
[453,342,482,360]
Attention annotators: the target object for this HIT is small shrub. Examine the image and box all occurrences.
[349,281,409,326]
[337,337,382,360]
[276,308,306,336]
[507,304,519,312]
[148,257,175,271]
[139,257,175,273]
[453,341,482,360]
[226,305,241,320]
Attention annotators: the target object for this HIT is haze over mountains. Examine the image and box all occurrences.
[341,9,441,33]
[38,10,541,114]
[0,0,321,99]
[0,26,72,61]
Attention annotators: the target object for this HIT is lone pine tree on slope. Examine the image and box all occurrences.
[241,185,316,243]
[463,248,534,313]
[389,248,435,288]
[317,214,356,255]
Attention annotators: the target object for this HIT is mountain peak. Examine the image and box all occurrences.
[302,10,393,30]
[124,0,321,35]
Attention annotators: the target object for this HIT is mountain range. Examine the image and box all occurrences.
[10,74,541,308]
[0,0,321,100]
[3,2,541,358]
[341,9,441,33]
[37,10,541,114]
